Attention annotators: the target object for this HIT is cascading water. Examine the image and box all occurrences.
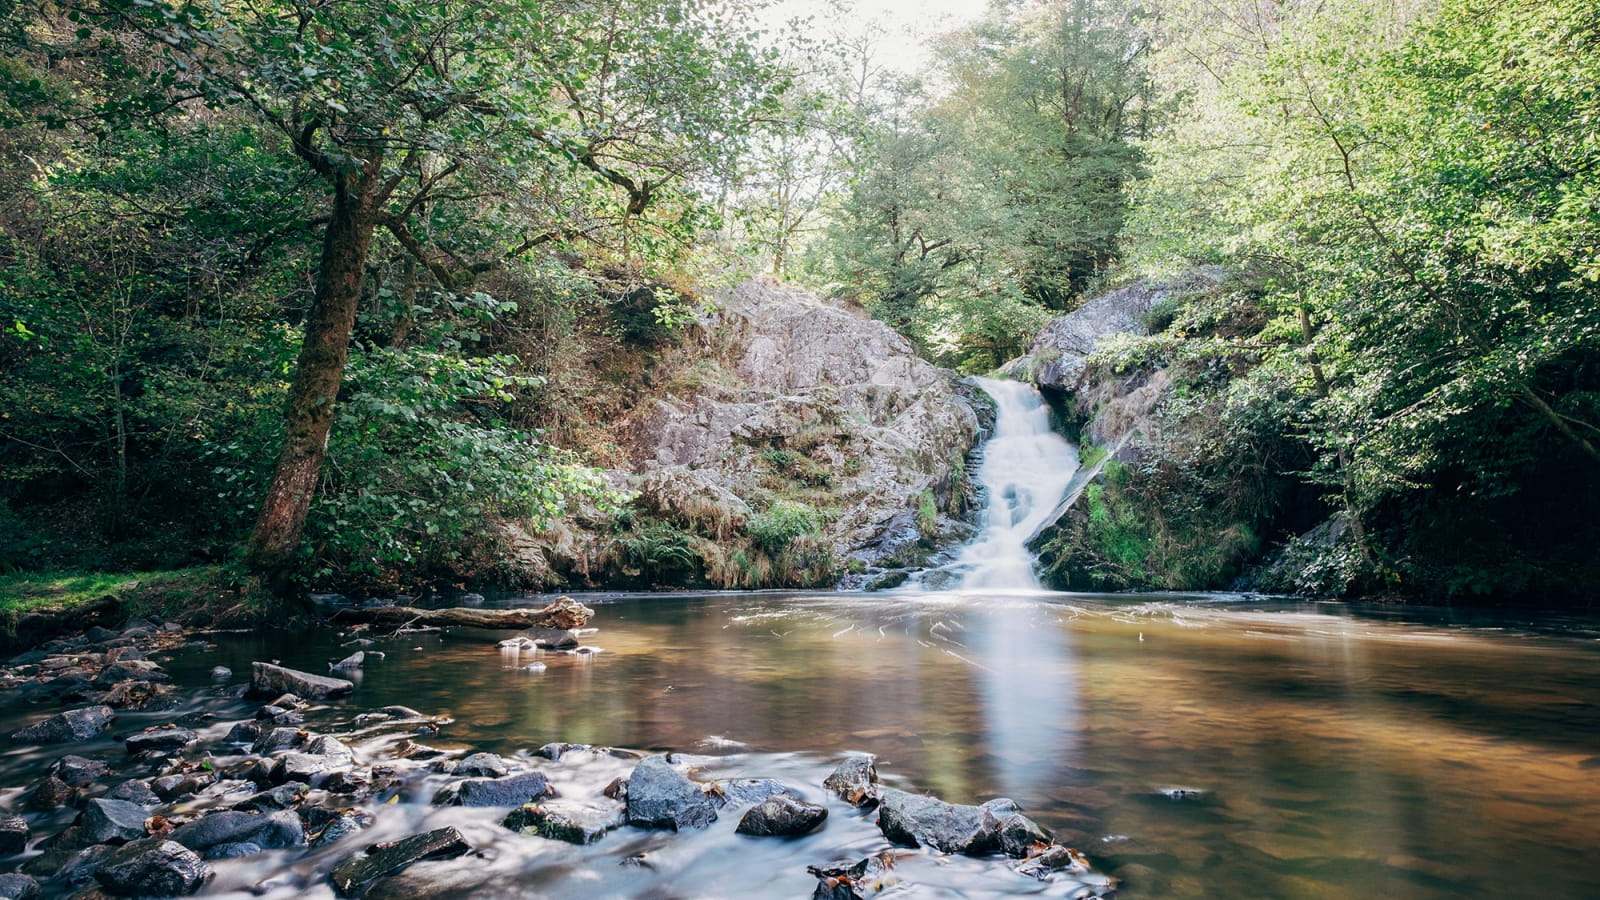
[939,376,1079,590]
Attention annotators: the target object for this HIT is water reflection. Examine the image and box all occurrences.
[6,591,1600,899]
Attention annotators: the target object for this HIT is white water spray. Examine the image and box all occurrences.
[946,377,1079,590]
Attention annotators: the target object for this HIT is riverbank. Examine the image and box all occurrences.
[0,568,268,654]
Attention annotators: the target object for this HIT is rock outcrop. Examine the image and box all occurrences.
[508,279,983,588]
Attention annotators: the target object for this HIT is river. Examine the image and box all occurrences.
[6,589,1599,899]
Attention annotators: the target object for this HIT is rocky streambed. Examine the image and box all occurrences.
[0,611,1113,900]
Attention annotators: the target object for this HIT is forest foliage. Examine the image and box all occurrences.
[1,0,1596,603]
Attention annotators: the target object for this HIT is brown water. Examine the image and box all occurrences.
[6,590,1600,899]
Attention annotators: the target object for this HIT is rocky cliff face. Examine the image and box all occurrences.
[507,279,983,589]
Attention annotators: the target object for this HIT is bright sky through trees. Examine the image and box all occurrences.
[758,0,985,71]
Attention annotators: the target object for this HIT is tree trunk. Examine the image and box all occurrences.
[326,595,596,631]
[244,161,382,583]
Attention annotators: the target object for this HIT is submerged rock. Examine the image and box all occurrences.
[735,795,828,837]
[0,816,29,854]
[93,838,211,897]
[0,874,39,900]
[9,706,115,744]
[822,755,879,808]
[624,755,717,831]
[250,662,353,699]
[502,802,624,845]
[807,852,900,900]
[329,826,470,898]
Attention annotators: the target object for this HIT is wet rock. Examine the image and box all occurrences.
[876,788,1000,855]
[54,755,110,784]
[710,778,800,809]
[272,736,354,784]
[822,755,879,808]
[502,802,624,845]
[0,874,39,900]
[624,756,717,831]
[330,651,364,672]
[453,752,509,777]
[736,795,828,837]
[150,773,214,802]
[78,798,151,845]
[533,742,586,760]
[981,800,1052,857]
[202,841,261,860]
[168,810,305,852]
[232,782,306,812]
[22,843,112,886]
[329,826,470,898]
[249,662,353,700]
[26,776,79,811]
[808,853,900,900]
[313,812,373,847]
[10,706,115,744]
[124,727,195,755]
[93,838,211,897]
[1155,787,1204,800]
[223,721,262,745]
[602,777,627,801]
[252,725,305,755]
[1013,844,1092,879]
[1,815,29,854]
[209,666,232,680]
[95,662,169,687]
[105,781,161,808]
[99,680,175,710]
[436,772,553,808]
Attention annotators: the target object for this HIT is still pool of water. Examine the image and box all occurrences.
[6,590,1600,899]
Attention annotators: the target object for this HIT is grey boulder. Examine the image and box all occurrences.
[624,755,717,831]
[93,838,211,897]
[735,795,828,837]
[249,662,353,699]
[9,706,115,744]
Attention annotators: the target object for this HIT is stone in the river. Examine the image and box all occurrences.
[822,755,879,808]
[437,772,553,808]
[711,778,800,808]
[210,666,231,680]
[329,826,470,898]
[453,752,509,777]
[0,815,29,854]
[55,755,109,784]
[808,853,900,900]
[996,810,1051,857]
[313,812,373,847]
[26,776,79,811]
[232,783,306,812]
[736,795,828,837]
[330,651,364,671]
[249,662,353,700]
[95,661,168,687]
[252,726,304,755]
[223,721,262,745]
[1013,844,1091,879]
[502,802,624,845]
[9,706,115,744]
[0,874,39,900]
[203,840,262,860]
[624,755,717,831]
[875,788,1000,855]
[99,680,175,710]
[168,810,305,852]
[106,780,161,807]
[93,838,211,897]
[151,773,214,801]
[533,742,586,760]
[124,727,196,755]
[78,798,152,845]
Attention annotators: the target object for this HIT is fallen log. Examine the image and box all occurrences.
[326,596,594,631]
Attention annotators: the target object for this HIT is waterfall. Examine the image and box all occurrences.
[941,377,1079,590]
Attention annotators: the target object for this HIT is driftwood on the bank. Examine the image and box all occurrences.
[327,596,594,631]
